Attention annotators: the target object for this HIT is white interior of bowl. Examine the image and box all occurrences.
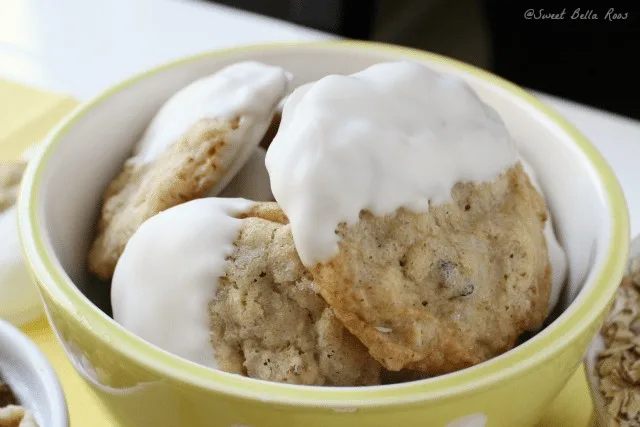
[0,319,67,427]
[32,45,610,372]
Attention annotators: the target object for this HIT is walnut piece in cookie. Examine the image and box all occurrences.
[88,61,290,280]
[0,162,26,214]
[210,203,382,386]
[596,257,640,426]
[311,164,551,374]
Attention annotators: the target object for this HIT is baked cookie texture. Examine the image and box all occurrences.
[89,117,250,280]
[210,202,382,386]
[0,161,26,214]
[310,163,551,374]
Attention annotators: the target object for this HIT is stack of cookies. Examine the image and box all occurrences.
[92,61,567,386]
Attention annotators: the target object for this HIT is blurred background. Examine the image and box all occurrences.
[208,0,640,120]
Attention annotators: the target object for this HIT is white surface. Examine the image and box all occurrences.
[0,0,638,236]
[0,0,332,97]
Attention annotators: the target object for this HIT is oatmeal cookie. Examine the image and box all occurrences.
[88,63,288,280]
[311,163,551,374]
[88,118,249,280]
[210,203,381,385]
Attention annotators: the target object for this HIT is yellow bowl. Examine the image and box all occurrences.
[17,41,629,427]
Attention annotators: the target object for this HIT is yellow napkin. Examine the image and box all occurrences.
[0,81,77,160]
[0,78,594,427]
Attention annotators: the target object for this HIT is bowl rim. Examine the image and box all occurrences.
[17,40,629,407]
[0,318,68,426]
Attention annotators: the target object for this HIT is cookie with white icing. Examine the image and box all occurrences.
[311,164,551,374]
[88,62,289,280]
[111,199,381,385]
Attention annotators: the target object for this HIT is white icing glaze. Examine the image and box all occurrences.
[520,158,568,315]
[216,148,274,201]
[111,198,254,369]
[133,61,289,164]
[266,61,517,266]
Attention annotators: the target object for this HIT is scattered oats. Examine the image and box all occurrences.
[632,259,640,280]
[627,392,640,419]
[597,256,640,426]
[602,343,636,356]
[600,357,621,378]
[631,318,640,334]
[375,326,392,333]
